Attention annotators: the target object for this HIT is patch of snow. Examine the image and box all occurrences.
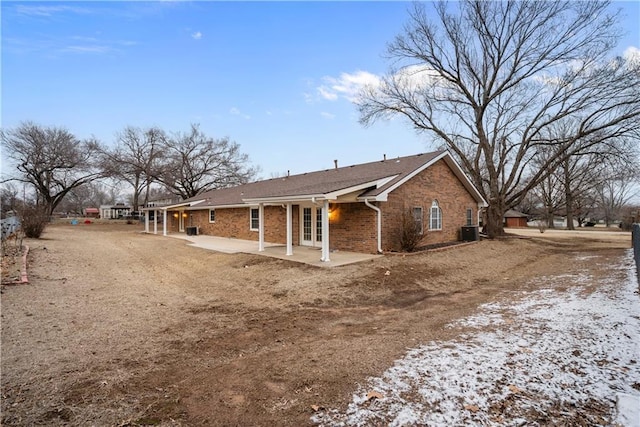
[313,250,640,426]
[616,393,640,427]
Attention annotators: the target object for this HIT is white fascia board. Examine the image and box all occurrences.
[163,199,206,210]
[241,177,400,204]
[242,194,326,204]
[378,151,448,199]
[324,176,398,200]
[183,203,247,210]
[357,194,388,202]
[376,151,487,206]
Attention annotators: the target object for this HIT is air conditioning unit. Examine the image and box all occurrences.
[186,226,198,236]
[461,226,479,241]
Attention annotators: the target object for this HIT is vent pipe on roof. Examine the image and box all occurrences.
[334,159,338,169]
[287,170,290,177]
[383,154,386,161]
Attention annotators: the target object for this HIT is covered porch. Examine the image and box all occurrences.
[163,232,381,268]
[143,195,384,263]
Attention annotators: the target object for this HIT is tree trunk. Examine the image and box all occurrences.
[143,178,152,207]
[484,203,506,238]
[546,206,555,229]
[132,175,141,213]
[565,204,574,229]
[564,160,575,230]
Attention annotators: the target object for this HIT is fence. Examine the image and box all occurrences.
[1,216,21,240]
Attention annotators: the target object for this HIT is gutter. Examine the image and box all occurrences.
[364,198,383,254]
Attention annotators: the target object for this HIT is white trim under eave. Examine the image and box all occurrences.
[242,194,327,204]
[242,176,398,205]
[376,151,448,199]
[375,151,488,207]
[179,203,249,211]
[323,175,398,200]
[357,194,387,202]
[162,199,206,210]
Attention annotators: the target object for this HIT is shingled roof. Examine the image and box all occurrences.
[168,150,486,209]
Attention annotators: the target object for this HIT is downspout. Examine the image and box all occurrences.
[364,198,382,254]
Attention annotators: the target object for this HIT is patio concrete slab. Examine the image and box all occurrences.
[166,233,278,254]
[163,233,382,267]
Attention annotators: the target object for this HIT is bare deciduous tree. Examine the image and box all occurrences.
[55,181,115,215]
[0,182,22,218]
[529,125,638,228]
[594,161,640,226]
[1,122,105,215]
[157,124,258,200]
[101,126,165,211]
[358,0,640,237]
[532,164,565,229]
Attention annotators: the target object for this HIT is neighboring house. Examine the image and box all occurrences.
[503,210,529,228]
[84,207,100,218]
[100,203,132,219]
[145,150,487,260]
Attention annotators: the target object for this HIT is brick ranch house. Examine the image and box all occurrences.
[144,150,487,261]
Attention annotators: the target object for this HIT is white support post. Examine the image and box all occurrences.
[258,203,265,252]
[321,200,330,262]
[153,209,158,235]
[162,210,167,236]
[145,210,149,233]
[286,203,293,256]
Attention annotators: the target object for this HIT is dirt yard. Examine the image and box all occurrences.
[0,223,633,426]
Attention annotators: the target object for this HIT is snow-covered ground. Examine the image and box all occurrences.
[313,250,640,426]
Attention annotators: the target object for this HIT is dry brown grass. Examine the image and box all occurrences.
[1,223,631,426]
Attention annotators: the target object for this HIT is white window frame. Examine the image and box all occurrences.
[412,206,424,235]
[466,208,473,226]
[430,200,442,231]
[250,207,259,231]
[209,209,216,223]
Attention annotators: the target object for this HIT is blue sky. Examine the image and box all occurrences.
[2,1,639,179]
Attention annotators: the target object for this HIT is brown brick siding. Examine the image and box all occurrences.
[328,203,378,253]
[380,159,478,252]
[177,206,300,245]
[167,212,180,233]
